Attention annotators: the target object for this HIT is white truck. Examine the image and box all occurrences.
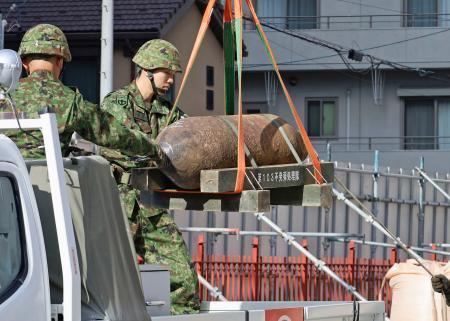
[0,51,385,321]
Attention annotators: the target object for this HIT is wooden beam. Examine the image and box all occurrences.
[302,184,333,208]
[140,190,271,213]
[200,162,334,193]
[130,167,176,190]
[269,186,303,206]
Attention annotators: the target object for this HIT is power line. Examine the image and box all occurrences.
[364,28,450,50]
[243,21,450,67]
[251,33,450,97]
[266,37,369,82]
[335,0,450,22]
[243,17,450,84]
[335,0,402,14]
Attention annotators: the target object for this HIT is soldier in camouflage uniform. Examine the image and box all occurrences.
[4,23,164,161]
[100,39,200,315]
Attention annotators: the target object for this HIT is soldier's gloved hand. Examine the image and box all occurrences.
[432,274,449,293]
[155,144,171,168]
[431,274,450,306]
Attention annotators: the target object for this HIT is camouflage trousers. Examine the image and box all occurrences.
[118,184,200,315]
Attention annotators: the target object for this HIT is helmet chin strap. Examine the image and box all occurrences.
[147,70,167,100]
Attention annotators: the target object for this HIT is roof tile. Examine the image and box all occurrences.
[0,0,188,33]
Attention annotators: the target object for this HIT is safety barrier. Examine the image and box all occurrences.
[193,235,442,312]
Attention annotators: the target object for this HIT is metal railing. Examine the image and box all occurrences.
[311,135,450,152]
[194,237,396,311]
[244,13,450,30]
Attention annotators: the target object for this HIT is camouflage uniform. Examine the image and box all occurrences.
[4,24,161,160]
[100,40,200,315]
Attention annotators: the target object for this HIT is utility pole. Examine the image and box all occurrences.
[1,14,6,49]
[100,0,113,101]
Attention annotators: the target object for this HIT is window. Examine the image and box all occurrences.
[306,98,337,137]
[206,90,214,110]
[256,0,318,29]
[0,175,26,303]
[405,0,450,27]
[405,0,438,27]
[62,57,100,104]
[206,66,214,87]
[287,0,317,29]
[404,98,450,149]
[243,102,268,114]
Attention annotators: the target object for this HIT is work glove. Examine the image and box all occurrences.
[431,274,450,306]
[130,145,171,168]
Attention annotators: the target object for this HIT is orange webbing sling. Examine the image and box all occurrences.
[164,0,323,194]
[167,0,217,125]
[244,0,323,184]
[165,0,247,193]
[233,0,246,192]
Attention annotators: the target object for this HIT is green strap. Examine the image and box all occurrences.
[224,17,235,115]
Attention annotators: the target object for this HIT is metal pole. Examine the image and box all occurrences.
[416,166,450,202]
[328,237,450,256]
[178,227,364,239]
[427,243,450,248]
[254,212,367,301]
[197,274,228,301]
[333,186,433,276]
[0,15,5,50]
[371,150,379,257]
[326,142,331,161]
[330,238,450,257]
[100,0,114,101]
[418,158,425,248]
[346,89,351,150]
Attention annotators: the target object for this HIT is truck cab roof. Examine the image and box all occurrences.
[0,134,27,168]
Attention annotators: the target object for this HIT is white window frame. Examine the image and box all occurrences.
[305,97,338,138]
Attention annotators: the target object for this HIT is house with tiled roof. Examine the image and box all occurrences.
[0,0,225,115]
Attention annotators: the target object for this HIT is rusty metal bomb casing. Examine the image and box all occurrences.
[156,114,307,190]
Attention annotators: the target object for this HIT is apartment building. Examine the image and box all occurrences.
[242,0,450,171]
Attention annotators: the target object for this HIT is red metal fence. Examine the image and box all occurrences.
[192,235,409,312]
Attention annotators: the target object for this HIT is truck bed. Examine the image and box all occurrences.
[153,301,385,321]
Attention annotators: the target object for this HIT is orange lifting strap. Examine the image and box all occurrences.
[167,0,323,194]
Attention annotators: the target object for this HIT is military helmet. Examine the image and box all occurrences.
[18,24,72,62]
[132,39,181,73]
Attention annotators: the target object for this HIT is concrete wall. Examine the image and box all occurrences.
[243,69,447,146]
[113,48,131,91]
[165,5,225,116]
[243,0,450,70]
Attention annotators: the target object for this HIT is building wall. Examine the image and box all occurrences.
[243,0,450,71]
[241,69,450,170]
[165,4,225,116]
[113,48,132,91]
[243,70,441,136]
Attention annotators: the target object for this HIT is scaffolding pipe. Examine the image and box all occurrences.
[337,166,450,183]
[333,186,433,276]
[179,227,364,239]
[253,212,367,301]
[425,243,450,248]
[329,238,450,257]
[197,274,228,301]
[416,167,450,202]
